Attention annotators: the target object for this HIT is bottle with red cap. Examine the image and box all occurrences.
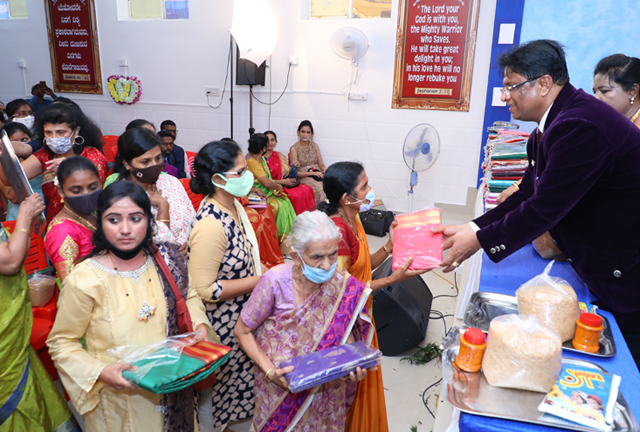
[455,328,486,372]
[572,313,603,353]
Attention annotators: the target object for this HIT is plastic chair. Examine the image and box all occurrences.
[185,151,197,177]
[101,135,119,163]
[30,317,57,381]
[2,220,48,275]
[180,178,203,211]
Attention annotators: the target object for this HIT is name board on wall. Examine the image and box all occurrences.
[44,0,102,94]
[392,0,481,111]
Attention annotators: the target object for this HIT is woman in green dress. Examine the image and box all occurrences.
[0,192,81,432]
[245,133,296,239]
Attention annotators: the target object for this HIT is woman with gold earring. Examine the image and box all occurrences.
[45,156,101,281]
[0,103,107,222]
[593,54,640,128]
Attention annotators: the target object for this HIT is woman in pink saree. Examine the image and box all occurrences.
[235,211,375,432]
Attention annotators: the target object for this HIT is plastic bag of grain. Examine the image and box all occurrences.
[482,314,562,393]
[516,261,580,342]
[28,273,56,307]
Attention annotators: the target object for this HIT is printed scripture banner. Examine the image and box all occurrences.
[44,0,103,94]
[392,0,481,111]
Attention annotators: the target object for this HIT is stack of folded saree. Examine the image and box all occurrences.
[279,342,380,393]
[482,125,530,209]
[110,335,231,394]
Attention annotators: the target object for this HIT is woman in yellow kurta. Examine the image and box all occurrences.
[319,161,429,432]
[47,181,215,432]
[245,133,295,238]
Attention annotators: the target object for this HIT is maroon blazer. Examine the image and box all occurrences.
[474,83,640,330]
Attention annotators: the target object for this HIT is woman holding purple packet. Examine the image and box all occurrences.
[235,211,376,431]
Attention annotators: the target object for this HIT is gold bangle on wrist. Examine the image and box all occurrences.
[14,228,31,236]
[265,367,274,380]
[157,219,171,226]
[382,244,391,254]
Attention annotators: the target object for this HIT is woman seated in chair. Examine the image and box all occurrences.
[263,130,315,214]
[289,120,327,205]
[245,133,296,239]
[45,156,101,281]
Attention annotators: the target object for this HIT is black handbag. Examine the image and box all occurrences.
[283,165,300,188]
[360,209,394,237]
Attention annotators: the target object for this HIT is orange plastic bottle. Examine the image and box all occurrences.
[455,328,486,372]
[572,313,603,353]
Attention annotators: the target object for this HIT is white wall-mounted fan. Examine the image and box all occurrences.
[330,27,369,64]
[331,27,369,97]
[403,124,441,212]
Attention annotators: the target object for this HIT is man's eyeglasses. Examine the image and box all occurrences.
[500,76,542,96]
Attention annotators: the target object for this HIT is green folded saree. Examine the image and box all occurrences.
[122,341,231,394]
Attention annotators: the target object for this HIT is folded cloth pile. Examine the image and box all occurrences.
[481,124,530,210]
[122,340,231,394]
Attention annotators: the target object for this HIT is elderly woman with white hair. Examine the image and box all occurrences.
[235,211,375,431]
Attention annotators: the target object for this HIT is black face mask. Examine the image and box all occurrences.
[105,237,147,260]
[64,188,101,215]
[128,162,164,184]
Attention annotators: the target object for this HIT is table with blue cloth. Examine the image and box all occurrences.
[458,245,640,432]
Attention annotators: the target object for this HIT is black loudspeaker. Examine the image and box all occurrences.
[372,258,433,356]
[236,49,266,86]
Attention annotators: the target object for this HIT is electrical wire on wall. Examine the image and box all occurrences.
[250,62,292,107]
[207,41,232,110]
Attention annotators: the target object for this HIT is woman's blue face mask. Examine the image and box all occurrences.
[298,254,337,284]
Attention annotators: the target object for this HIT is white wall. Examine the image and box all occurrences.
[0,0,497,212]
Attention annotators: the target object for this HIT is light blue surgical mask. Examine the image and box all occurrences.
[299,254,337,284]
[350,188,375,212]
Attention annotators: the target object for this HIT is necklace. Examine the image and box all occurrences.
[631,107,640,123]
[108,252,157,321]
[64,204,96,231]
[337,209,360,242]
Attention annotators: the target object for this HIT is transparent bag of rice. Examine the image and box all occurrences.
[482,314,562,393]
[516,261,580,342]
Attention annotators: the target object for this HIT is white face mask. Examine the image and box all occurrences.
[13,115,35,129]
[45,136,75,154]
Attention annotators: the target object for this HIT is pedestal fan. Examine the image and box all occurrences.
[403,123,441,212]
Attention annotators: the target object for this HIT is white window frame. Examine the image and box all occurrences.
[117,0,189,21]
[0,0,28,20]
[308,0,391,19]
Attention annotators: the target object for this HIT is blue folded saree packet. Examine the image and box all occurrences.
[279,342,380,393]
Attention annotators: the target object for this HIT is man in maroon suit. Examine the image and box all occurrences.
[436,40,640,368]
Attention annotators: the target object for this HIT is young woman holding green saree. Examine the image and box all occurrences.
[245,133,296,238]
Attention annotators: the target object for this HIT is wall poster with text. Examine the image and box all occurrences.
[45,0,103,94]
[392,0,480,111]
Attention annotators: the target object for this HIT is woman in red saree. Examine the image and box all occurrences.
[264,131,315,214]
[2,104,107,222]
[319,162,429,432]
[235,211,375,431]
